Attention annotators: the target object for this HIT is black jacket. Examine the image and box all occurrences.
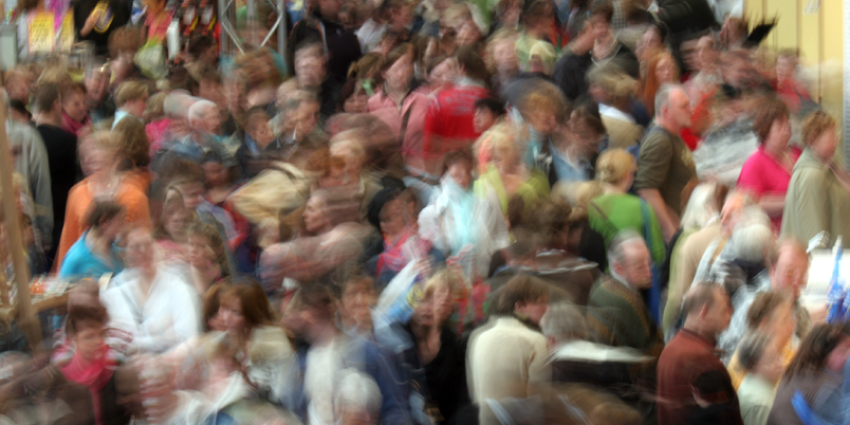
[73,0,131,57]
[553,51,593,101]
[288,11,362,84]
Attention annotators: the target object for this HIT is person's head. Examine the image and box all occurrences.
[382,43,415,93]
[65,306,109,361]
[188,35,218,64]
[572,19,596,54]
[338,79,370,114]
[87,200,126,241]
[335,369,383,425]
[652,52,678,85]
[569,106,606,151]
[519,81,568,136]
[329,134,367,181]
[187,221,228,276]
[737,332,784,384]
[33,82,62,116]
[115,81,150,117]
[294,43,328,89]
[680,183,722,229]
[144,92,167,122]
[801,110,838,160]
[654,84,691,132]
[753,98,791,150]
[697,35,718,70]
[283,90,321,138]
[720,49,752,88]
[218,279,275,335]
[318,0,344,20]
[245,106,275,149]
[198,69,224,106]
[163,92,196,138]
[170,168,205,210]
[775,49,799,82]
[608,230,651,289]
[589,1,614,40]
[725,207,773,264]
[202,281,230,332]
[441,149,475,190]
[112,117,151,168]
[84,63,111,105]
[108,26,143,66]
[124,227,155,270]
[414,268,464,328]
[595,148,635,188]
[4,68,32,103]
[495,274,550,325]
[303,190,335,235]
[746,291,796,348]
[154,187,190,243]
[540,302,589,349]
[61,83,88,123]
[426,55,459,88]
[339,276,376,331]
[455,45,490,85]
[770,239,810,300]
[188,99,221,135]
[528,40,557,75]
[293,283,338,339]
[637,23,666,60]
[785,323,850,379]
[487,125,522,172]
[588,67,638,107]
[522,0,553,32]
[682,282,733,338]
[486,28,520,77]
[473,97,505,134]
[201,150,233,188]
[79,131,120,176]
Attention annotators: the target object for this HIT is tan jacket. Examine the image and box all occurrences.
[781,149,850,245]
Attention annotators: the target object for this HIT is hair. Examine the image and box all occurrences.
[245,106,271,129]
[595,149,635,185]
[421,267,465,303]
[115,81,149,107]
[746,291,791,330]
[188,34,217,59]
[65,306,109,336]
[334,369,383,416]
[801,110,836,146]
[455,46,491,88]
[440,149,475,176]
[738,332,773,372]
[530,199,573,248]
[474,97,506,117]
[219,279,275,332]
[86,200,125,229]
[108,26,143,57]
[201,281,230,332]
[642,51,679,116]
[752,98,790,143]
[654,83,685,119]
[493,274,550,316]
[60,82,86,100]
[522,0,552,24]
[112,117,151,167]
[590,0,614,22]
[588,68,638,99]
[681,281,721,317]
[485,28,520,73]
[347,52,385,82]
[163,92,197,119]
[293,283,337,323]
[541,302,589,344]
[199,68,222,85]
[187,221,230,278]
[785,323,848,379]
[153,186,187,241]
[188,99,218,125]
[571,106,606,136]
[519,81,569,122]
[726,209,774,264]
[337,79,366,112]
[607,229,645,267]
[382,43,415,74]
[33,82,61,114]
[680,183,718,229]
[145,92,168,121]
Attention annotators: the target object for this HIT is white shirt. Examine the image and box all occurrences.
[355,18,386,53]
[598,103,636,124]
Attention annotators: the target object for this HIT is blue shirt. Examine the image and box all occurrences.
[59,231,123,279]
[550,140,593,183]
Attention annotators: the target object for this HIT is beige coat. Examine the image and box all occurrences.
[781,149,850,245]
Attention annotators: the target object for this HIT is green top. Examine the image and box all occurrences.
[587,193,666,265]
[587,276,664,356]
[474,165,550,216]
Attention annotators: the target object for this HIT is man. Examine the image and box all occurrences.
[657,282,743,425]
[289,43,341,118]
[635,84,697,242]
[356,0,412,53]
[288,0,362,84]
[468,274,551,425]
[161,99,236,170]
[588,1,639,79]
[111,81,148,129]
[84,63,115,124]
[552,20,595,101]
[587,231,664,356]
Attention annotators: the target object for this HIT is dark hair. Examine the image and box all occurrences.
[220,279,275,332]
[474,97,506,117]
[530,199,573,248]
[590,1,615,22]
[60,82,86,99]
[33,82,60,113]
[493,274,550,316]
[200,68,223,85]
[455,46,491,89]
[738,332,772,372]
[188,34,216,59]
[440,149,474,176]
[785,323,848,379]
[86,200,124,229]
[382,43,415,74]
[681,282,720,317]
[245,106,271,130]
[648,21,668,44]
[65,306,109,335]
[337,79,366,112]
[294,283,336,323]
[187,221,230,278]
[746,291,791,330]
[9,99,31,120]
[752,98,790,143]
[572,106,606,136]
[522,0,552,24]
[425,54,451,76]
[202,281,230,332]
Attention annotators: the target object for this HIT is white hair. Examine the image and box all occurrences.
[188,99,217,125]
[163,92,197,119]
[607,229,647,267]
[334,368,382,416]
[681,183,718,229]
[654,83,686,117]
[541,302,588,345]
[727,207,774,263]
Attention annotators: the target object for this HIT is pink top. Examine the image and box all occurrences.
[368,88,429,167]
[737,145,801,230]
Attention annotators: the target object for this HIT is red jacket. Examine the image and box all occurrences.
[423,82,490,163]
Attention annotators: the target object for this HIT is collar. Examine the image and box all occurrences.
[598,103,635,123]
[679,328,719,352]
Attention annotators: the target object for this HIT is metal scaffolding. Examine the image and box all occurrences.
[218,0,287,62]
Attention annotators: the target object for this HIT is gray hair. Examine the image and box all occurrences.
[727,207,774,264]
[607,229,646,267]
[681,183,717,229]
[335,368,382,416]
[654,83,686,118]
[188,99,217,125]
[541,302,588,345]
[164,92,197,119]
[737,332,773,372]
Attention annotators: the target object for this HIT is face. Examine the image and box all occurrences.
[571,117,602,151]
[655,56,676,84]
[384,53,414,92]
[294,101,321,137]
[101,213,126,241]
[128,96,149,117]
[390,5,412,28]
[771,247,809,299]
[248,118,275,148]
[697,38,717,69]
[614,241,652,288]
[164,205,189,242]
[810,127,838,160]
[704,288,733,336]
[199,107,222,135]
[218,297,247,333]
[776,56,796,81]
[379,198,407,237]
[318,0,343,19]
[80,144,117,177]
[84,72,108,103]
[72,322,106,361]
[447,161,473,190]
[177,182,204,210]
[755,343,785,383]
[456,24,481,46]
[5,76,30,102]
[202,161,227,187]
[516,297,549,325]
[473,107,497,133]
[188,234,213,268]
[343,91,369,114]
[63,90,88,123]
[765,117,792,150]
[590,15,610,40]
[303,196,330,234]
[493,39,519,76]
[429,58,459,88]
[663,89,692,129]
[341,282,375,327]
[526,109,558,136]
[641,27,662,54]
[295,56,327,89]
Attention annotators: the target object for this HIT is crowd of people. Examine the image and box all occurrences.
[1,0,849,424]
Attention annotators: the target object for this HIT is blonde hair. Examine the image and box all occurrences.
[422,267,467,300]
[115,81,149,107]
[801,110,836,146]
[485,28,519,73]
[595,149,635,185]
[84,131,120,152]
[589,67,638,98]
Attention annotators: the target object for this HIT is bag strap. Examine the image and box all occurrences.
[399,99,417,144]
[590,201,620,236]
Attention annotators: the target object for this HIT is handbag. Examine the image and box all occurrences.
[134,41,167,80]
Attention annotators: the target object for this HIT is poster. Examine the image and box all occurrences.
[28,12,54,53]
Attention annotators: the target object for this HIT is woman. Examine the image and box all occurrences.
[588,149,666,266]
[112,117,153,193]
[781,111,850,244]
[738,99,799,231]
[766,323,850,425]
[153,187,191,263]
[55,132,151,270]
[59,201,125,279]
[187,221,230,296]
[337,79,371,114]
[406,269,471,425]
[367,43,430,171]
[73,0,131,56]
[61,83,92,137]
[640,51,679,117]
[218,280,294,402]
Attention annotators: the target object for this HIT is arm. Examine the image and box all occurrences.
[757,195,786,218]
[634,132,676,241]
[526,336,552,397]
[645,203,668,265]
[23,130,53,249]
[639,189,677,243]
[782,169,830,244]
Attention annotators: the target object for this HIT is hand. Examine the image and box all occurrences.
[82,10,101,36]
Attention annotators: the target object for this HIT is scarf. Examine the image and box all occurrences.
[62,112,91,137]
[438,175,477,254]
[58,344,116,425]
[376,227,431,276]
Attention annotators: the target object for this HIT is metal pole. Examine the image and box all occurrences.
[0,100,41,351]
[278,0,287,76]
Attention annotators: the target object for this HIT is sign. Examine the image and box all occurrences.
[27,12,54,53]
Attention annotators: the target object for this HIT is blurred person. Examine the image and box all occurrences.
[635,22,667,64]
[736,98,798,231]
[7,99,32,123]
[318,133,383,222]
[153,187,192,263]
[588,149,666,266]
[59,201,125,279]
[725,292,797,390]
[288,0,363,84]
[112,81,149,129]
[423,46,491,173]
[467,274,551,425]
[587,231,664,355]
[33,83,76,256]
[510,79,568,171]
[112,117,154,193]
[368,43,430,171]
[526,40,557,76]
[61,83,92,137]
[544,105,604,185]
[550,179,609,271]
[639,50,679,117]
[338,276,378,335]
[514,0,555,71]
[3,67,33,105]
[275,89,328,170]
[144,92,169,152]
[289,43,340,118]
[160,99,236,170]
[150,92,197,157]
[235,107,283,178]
[486,29,520,94]
[589,1,639,78]
[766,324,850,425]
[773,50,814,115]
[55,131,151,269]
[335,79,370,115]
[553,19,595,101]
[635,84,697,242]
[472,97,506,134]
[73,0,131,56]
[101,227,200,354]
[84,64,115,124]
[424,55,459,93]
[657,282,741,425]
[187,221,231,295]
[419,150,510,279]
[686,36,722,102]
[736,332,784,425]
[357,0,412,53]
[185,35,219,81]
[781,111,850,245]
[334,369,383,425]
[587,67,644,149]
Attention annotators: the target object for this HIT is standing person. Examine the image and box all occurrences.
[467,275,551,425]
[34,83,78,261]
[639,51,679,117]
[656,282,742,425]
[737,99,798,231]
[635,84,697,242]
[85,63,115,124]
[61,83,92,137]
[59,201,125,279]
[736,333,784,425]
[73,0,131,56]
[288,0,362,85]
[781,111,850,244]
[112,81,149,129]
[588,1,639,79]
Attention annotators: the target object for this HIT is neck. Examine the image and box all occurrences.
[38,111,62,127]
[764,140,786,157]
[682,319,715,344]
[386,83,407,104]
[656,117,680,135]
[411,320,437,342]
